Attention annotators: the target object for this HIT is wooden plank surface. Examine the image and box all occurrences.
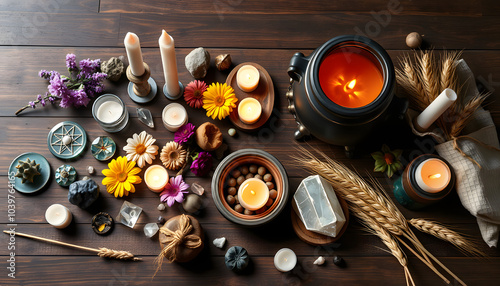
[1,0,500,285]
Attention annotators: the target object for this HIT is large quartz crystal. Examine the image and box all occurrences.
[293,175,346,237]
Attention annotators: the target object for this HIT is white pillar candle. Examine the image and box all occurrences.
[96,101,123,123]
[415,158,451,193]
[415,88,457,131]
[162,103,188,132]
[236,65,260,92]
[159,30,180,96]
[45,204,72,229]
[124,32,145,76]
[274,248,297,272]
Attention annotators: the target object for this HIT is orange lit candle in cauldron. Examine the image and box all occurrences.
[415,158,451,193]
[237,178,269,211]
[319,50,384,108]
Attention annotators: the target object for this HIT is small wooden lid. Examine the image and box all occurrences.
[159,215,204,263]
[291,194,350,246]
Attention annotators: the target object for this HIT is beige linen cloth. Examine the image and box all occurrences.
[411,60,500,247]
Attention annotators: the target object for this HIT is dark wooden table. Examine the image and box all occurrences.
[1,1,500,285]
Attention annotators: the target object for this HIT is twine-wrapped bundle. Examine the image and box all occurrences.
[154,214,204,275]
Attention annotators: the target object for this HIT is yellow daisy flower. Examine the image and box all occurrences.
[102,156,142,197]
[202,82,238,120]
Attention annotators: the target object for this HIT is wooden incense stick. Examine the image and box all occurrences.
[3,230,141,261]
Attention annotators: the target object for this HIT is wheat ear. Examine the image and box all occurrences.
[98,248,142,261]
[409,219,485,256]
[449,93,489,138]
[418,51,441,100]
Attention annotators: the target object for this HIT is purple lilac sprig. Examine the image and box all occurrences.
[16,53,107,115]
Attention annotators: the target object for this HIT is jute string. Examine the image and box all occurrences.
[153,215,202,277]
[451,136,500,169]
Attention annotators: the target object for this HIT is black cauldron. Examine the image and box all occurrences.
[287,35,407,156]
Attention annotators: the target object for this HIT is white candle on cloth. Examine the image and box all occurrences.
[162,103,188,132]
[274,248,297,272]
[124,32,145,76]
[415,88,457,131]
[96,101,123,123]
[45,204,72,229]
[159,30,180,96]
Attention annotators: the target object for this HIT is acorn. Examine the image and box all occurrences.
[406,32,423,49]
[215,54,231,71]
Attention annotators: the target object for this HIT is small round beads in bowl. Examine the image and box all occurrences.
[212,149,289,227]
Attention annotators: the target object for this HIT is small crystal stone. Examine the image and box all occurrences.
[313,256,325,265]
[191,182,205,195]
[157,216,166,224]
[213,237,226,248]
[117,201,143,228]
[137,108,154,128]
[228,128,236,137]
[144,223,159,238]
[62,135,72,145]
[87,165,95,175]
[157,203,166,211]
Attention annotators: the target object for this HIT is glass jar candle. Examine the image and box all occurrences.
[162,103,188,132]
[92,94,129,133]
[393,154,455,210]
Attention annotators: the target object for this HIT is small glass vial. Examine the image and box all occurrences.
[92,94,129,133]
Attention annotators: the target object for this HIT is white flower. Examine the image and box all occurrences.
[123,131,158,168]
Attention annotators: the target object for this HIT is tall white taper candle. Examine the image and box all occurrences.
[159,30,180,96]
[124,32,145,76]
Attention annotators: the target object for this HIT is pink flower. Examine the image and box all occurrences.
[174,123,195,145]
[160,175,189,207]
[183,80,207,109]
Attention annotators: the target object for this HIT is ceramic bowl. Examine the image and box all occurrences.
[212,149,289,227]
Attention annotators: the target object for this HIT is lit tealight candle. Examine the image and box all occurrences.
[238,97,262,125]
[274,248,297,272]
[144,165,169,193]
[45,204,72,229]
[162,103,188,132]
[415,158,451,193]
[236,65,260,92]
[96,100,124,123]
[237,178,269,211]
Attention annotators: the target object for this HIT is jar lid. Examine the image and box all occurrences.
[91,212,114,235]
[47,121,87,160]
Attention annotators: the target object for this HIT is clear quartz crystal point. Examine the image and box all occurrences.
[191,182,205,195]
[117,201,143,228]
[144,223,159,238]
[137,108,154,128]
[293,175,346,237]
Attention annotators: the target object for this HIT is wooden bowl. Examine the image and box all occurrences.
[226,62,275,131]
[212,149,289,227]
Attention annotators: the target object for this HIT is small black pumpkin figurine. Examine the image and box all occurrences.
[224,246,249,272]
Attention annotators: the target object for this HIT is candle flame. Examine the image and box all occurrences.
[347,79,356,89]
[250,190,255,195]
[428,173,442,179]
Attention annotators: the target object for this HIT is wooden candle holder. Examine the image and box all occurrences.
[126,62,151,97]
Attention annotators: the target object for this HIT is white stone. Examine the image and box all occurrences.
[293,175,346,237]
[157,203,166,211]
[87,165,95,175]
[62,135,72,145]
[313,256,325,265]
[213,237,226,248]
[228,128,236,137]
[144,223,159,238]
[185,47,210,79]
